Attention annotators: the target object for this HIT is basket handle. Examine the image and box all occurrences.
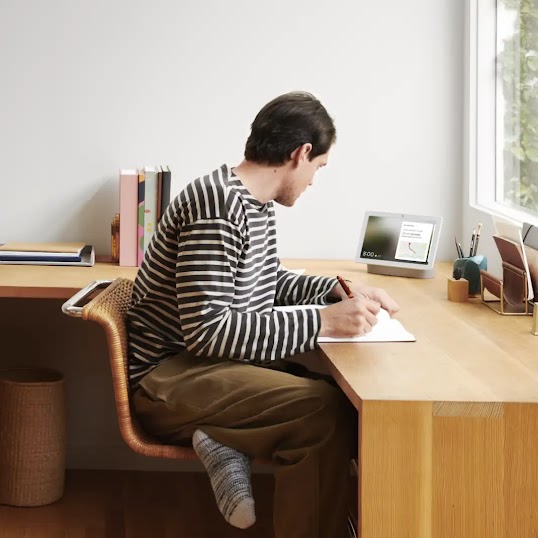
[61,280,114,317]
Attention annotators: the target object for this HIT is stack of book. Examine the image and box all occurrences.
[0,242,95,266]
[116,166,171,267]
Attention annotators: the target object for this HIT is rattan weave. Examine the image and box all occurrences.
[82,278,198,460]
[0,368,66,506]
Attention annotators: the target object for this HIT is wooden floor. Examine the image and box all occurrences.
[0,470,275,538]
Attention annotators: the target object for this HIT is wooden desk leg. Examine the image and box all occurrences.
[359,401,538,538]
[359,401,433,538]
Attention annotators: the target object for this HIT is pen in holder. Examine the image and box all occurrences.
[453,255,487,296]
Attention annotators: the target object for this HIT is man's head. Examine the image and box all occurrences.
[244,91,336,167]
[243,92,336,207]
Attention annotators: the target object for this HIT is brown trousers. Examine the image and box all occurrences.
[132,349,357,538]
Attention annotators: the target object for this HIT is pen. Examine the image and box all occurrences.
[469,228,476,257]
[336,275,354,299]
[472,223,482,256]
[454,236,463,258]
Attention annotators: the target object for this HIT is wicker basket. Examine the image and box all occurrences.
[0,368,66,506]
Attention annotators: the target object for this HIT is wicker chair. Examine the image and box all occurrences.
[62,277,198,460]
[62,278,357,537]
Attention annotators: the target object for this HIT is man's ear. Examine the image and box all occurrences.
[290,143,313,165]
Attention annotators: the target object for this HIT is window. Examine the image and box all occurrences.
[469,0,538,224]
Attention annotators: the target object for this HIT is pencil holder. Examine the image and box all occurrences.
[453,255,487,295]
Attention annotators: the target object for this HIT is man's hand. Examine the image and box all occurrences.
[319,297,381,338]
[353,284,399,316]
[328,281,399,316]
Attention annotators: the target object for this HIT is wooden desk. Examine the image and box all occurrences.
[284,260,538,538]
[0,263,137,299]
[2,260,537,538]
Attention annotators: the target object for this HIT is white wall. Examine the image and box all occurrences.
[0,0,464,262]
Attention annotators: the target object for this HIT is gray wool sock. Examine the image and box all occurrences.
[192,429,256,529]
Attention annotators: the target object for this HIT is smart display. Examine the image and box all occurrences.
[355,212,443,278]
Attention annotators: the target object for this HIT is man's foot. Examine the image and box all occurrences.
[192,429,256,529]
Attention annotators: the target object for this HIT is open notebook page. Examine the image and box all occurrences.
[274,305,415,343]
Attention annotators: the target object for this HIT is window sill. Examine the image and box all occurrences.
[469,200,538,228]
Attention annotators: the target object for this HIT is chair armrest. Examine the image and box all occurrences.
[61,280,114,317]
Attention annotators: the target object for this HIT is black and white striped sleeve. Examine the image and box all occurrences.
[177,219,321,362]
[274,261,338,306]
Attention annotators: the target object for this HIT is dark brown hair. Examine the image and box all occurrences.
[244,91,336,166]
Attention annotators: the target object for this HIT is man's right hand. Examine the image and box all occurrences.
[318,297,381,338]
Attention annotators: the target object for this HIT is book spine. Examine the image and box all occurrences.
[114,214,120,263]
[0,254,82,262]
[143,166,159,253]
[137,170,145,266]
[156,169,163,221]
[119,170,138,267]
[111,216,117,262]
[111,213,120,263]
[160,166,171,219]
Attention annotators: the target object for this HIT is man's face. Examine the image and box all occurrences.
[275,151,329,207]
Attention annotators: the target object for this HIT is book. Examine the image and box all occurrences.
[156,168,163,221]
[111,213,120,263]
[143,166,159,252]
[274,305,415,343]
[160,165,171,219]
[0,245,95,266]
[0,242,85,256]
[119,169,138,267]
[137,169,145,266]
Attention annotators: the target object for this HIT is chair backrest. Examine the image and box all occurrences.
[82,278,197,460]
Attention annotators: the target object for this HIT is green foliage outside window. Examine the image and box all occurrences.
[499,0,538,213]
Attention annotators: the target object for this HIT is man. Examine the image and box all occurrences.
[127,91,398,537]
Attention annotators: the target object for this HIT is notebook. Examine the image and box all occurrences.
[0,242,85,256]
[274,305,415,343]
[0,245,95,266]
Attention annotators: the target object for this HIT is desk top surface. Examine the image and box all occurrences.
[1,259,536,404]
[0,262,138,299]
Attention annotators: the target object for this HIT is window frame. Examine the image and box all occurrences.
[468,0,538,226]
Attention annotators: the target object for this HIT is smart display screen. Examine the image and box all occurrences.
[360,215,435,265]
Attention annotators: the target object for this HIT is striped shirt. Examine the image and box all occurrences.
[126,164,337,388]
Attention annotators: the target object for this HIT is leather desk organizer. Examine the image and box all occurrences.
[480,235,535,316]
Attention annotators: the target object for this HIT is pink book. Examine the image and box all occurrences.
[119,169,138,267]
